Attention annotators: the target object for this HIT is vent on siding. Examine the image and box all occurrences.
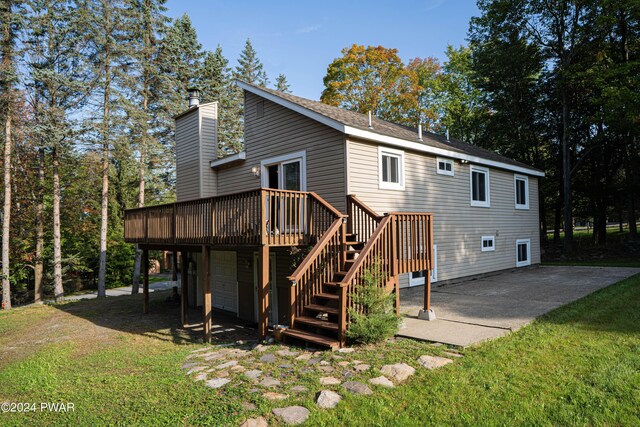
[256,100,265,118]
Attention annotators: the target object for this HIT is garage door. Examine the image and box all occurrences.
[211,251,238,314]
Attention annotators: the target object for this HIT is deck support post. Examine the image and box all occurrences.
[172,250,178,281]
[142,249,149,314]
[418,270,436,320]
[258,244,269,340]
[180,251,189,327]
[202,245,212,343]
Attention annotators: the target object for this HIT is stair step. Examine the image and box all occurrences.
[305,304,339,315]
[296,315,339,331]
[315,292,339,301]
[345,241,364,246]
[281,328,340,350]
[333,271,349,277]
[346,249,361,255]
[323,281,344,288]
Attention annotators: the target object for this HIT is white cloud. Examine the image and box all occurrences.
[296,24,321,34]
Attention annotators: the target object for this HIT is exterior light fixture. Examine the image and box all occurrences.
[251,166,260,177]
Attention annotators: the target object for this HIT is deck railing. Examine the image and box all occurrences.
[346,195,383,242]
[123,189,342,247]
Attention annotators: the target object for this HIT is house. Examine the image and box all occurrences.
[124,81,544,349]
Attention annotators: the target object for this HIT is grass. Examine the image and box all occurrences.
[1,273,640,426]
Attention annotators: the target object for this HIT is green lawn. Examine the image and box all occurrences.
[1,273,639,426]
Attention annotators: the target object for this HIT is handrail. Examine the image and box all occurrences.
[288,219,343,284]
[347,194,382,242]
[310,191,344,219]
[348,195,383,221]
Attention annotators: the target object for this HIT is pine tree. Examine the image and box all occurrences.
[0,0,21,310]
[234,38,268,86]
[274,73,290,93]
[201,46,242,154]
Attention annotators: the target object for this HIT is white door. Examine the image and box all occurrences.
[253,253,278,325]
[211,251,238,314]
[410,244,438,286]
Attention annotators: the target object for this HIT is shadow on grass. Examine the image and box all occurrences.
[50,290,258,346]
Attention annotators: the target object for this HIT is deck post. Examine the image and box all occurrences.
[142,249,149,314]
[172,250,178,281]
[202,245,212,342]
[180,251,189,327]
[258,244,269,340]
[417,269,435,320]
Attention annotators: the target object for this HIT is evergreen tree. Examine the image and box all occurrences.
[234,38,268,86]
[274,73,290,93]
[201,46,243,154]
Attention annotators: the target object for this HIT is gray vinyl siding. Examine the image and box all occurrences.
[216,92,347,211]
[347,138,541,286]
[175,109,200,201]
[175,102,218,201]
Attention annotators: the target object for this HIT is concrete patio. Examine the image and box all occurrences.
[397,265,640,347]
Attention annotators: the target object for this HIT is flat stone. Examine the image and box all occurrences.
[276,349,299,357]
[319,360,331,366]
[295,352,312,361]
[317,365,335,373]
[253,344,270,352]
[205,378,230,389]
[290,386,308,393]
[187,366,207,374]
[227,349,251,358]
[264,392,288,401]
[380,363,415,383]
[352,360,364,365]
[259,376,281,388]
[239,416,268,427]
[342,371,354,379]
[316,390,342,409]
[337,348,355,354]
[418,355,454,369]
[260,353,277,363]
[182,362,199,369]
[231,365,247,373]
[369,376,394,388]
[215,360,238,370]
[353,364,370,372]
[307,358,321,365]
[341,381,373,395]
[319,376,341,386]
[245,369,263,380]
[444,351,463,358]
[272,406,310,425]
[194,373,207,381]
[241,402,257,411]
[249,388,261,393]
[279,364,294,369]
[337,361,351,367]
[217,370,229,378]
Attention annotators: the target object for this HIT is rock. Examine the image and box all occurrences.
[194,373,207,381]
[317,365,334,373]
[352,360,364,365]
[337,361,351,367]
[205,378,230,389]
[295,352,312,361]
[430,342,443,347]
[263,392,288,401]
[342,371,354,379]
[259,376,281,388]
[279,364,294,369]
[187,366,207,374]
[307,358,321,365]
[341,381,373,395]
[215,360,238,370]
[337,347,355,354]
[253,344,270,352]
[319,360,331,366]
[217,370,230,378]
[369,376,394,388]
[239,416,268,427]
[276,349,299,357]
[316,390,342,409]
[290,386,308,393]
[319,376,341,385]
[244,369,263,380]
[444,351,463,358]
[227,349,251,358]
[353,364,370,372]
[267,337,275,344]
[272,406,310,425]
[249,388,261,393]
[241,402,257,411]
[380,363,415,383]
[231,365,247,373]
[182,362,198,369]
[259,353,277,363]
[417,355,453,370]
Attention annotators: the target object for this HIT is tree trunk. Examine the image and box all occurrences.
[132,138,145,294]
[52,146,64,301]
[561,87,573,254]
[1,108,11,310]
[34,148,44,303]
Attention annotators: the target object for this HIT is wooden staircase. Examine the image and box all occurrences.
[281,233,365,350]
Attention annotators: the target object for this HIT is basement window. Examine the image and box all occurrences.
[436,157,454,176]
[378,147,405,190]
[516,239,531,267]
[481,236,495,252]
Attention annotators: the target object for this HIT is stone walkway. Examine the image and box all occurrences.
[182,340,457,426]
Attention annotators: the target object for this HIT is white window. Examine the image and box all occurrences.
[516,239,531,267]
[410,244,437,285]
[470,165,490,207]
[378,147,405,190]
[515,175,529,210]
[481,236,495,252]
[436,157,454,176]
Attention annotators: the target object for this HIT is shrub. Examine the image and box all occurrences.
[345,264,401,345]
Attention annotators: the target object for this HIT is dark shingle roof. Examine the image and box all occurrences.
[239,81,542,174]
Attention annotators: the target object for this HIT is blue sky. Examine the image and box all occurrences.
[165,0,480,100]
